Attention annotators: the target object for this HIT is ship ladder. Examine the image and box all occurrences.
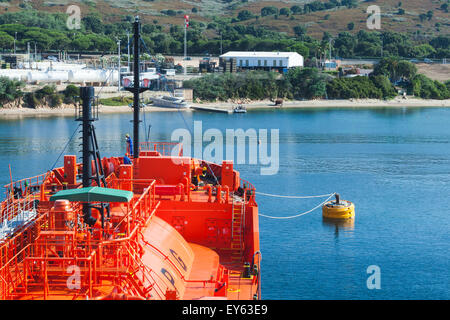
[230,203,244,263]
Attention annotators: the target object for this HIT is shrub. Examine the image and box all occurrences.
[63,84,80,104]
[0,77,24,107]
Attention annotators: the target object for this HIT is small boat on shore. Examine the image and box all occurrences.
[151,95,190,109]
[233,104,247,113]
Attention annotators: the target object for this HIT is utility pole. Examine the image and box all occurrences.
[127,32,131,72]
[329,38,332,61]
[183,17,187,75]
[117,40,121,92]
[27,42,30,69]
[13,32,17,54]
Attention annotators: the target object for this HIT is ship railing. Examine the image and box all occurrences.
[197,159,257,206]
[0,242,32,299]
[3,172,48,200]
[0,238,99,300]
[139,142,183,157]
[0,192,39,240]
[123,241,166,299]
[0,236,155,299]
[0,179,159,299]
[1,172,49,224]
[239,178,256,206]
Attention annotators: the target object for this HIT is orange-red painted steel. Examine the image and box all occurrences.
[0,142,260,300]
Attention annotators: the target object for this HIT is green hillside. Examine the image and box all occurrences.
[0,0,448,58]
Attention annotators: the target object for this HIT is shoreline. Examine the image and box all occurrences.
[198,98,450,110]
[1,98,449,118]
[0,104,179,118]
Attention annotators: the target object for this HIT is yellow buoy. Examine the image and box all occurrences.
[322,194,355,219]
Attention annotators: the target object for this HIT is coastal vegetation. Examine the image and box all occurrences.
[183,71,293,101]
[23,85,64,108]
[326,76,397,99]
[0,76,23,107]
[183,58,449,102]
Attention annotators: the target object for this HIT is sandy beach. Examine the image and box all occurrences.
[198,97,450,111]
[0,104,179,118]
[1,98,449,118]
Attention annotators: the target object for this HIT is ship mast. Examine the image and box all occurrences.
[126,16,148,159]
[78,87,108,227]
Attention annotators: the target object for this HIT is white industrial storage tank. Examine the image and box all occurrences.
[104,70,119,84]
[47,71,69,82]
[0,69,29,81]
[26,71,69,83]
[26,71,50,83]
[68,69,107,83]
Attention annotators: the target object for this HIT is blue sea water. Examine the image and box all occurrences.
[0,107,449,299]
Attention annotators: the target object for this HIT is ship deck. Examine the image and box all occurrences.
[0,144,261,300]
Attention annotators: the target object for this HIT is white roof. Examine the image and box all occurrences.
[220,51,302,58]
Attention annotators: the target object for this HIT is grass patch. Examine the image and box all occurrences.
[99,96,133,106]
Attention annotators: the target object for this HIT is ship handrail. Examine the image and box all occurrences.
[123,243,165,299]
[139,142,183,157]
[3,172,48,190]
[107,180,157,237]
[104,202,160,246]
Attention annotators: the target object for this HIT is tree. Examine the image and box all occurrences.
[23,29,53,49]
[396,60,417,80]
[410,74,449,99]
[287,67,328,99]
[237,10,254,21]
[347,22,355,30]
[82,14,104,34]
[411,44,436,58]
[333,32,356,57]
[280,8,291,16]
[71,35,91,51]
[370,75,397,98]
[373,58,417,82]
[293,25,307,39]
[327,77,383,99]
[0,32,14,49]
[0,77,24,107]
[290,5,302,14]
[261,6,278,16]
[288,42,310,58]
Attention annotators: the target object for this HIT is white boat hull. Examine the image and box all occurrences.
[151,96,190,109]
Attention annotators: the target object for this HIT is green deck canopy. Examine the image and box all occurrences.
[50,186,133,203]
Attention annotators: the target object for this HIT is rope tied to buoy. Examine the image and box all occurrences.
[255,191,335,199]
[257,192,336,220]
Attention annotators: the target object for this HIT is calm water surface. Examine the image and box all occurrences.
[0,107,449,299]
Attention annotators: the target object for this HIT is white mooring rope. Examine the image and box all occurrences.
[257,192,336,220]
[255,191,335,199]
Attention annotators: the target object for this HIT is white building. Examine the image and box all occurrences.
[219,51,304,70]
